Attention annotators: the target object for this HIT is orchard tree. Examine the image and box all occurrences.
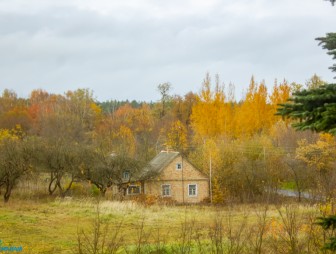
[37,106,92,197]
[39,138,86,196]
[0,129,35,202]
[85,152,145,197]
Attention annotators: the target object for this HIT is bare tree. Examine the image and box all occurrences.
[0,137,35,202]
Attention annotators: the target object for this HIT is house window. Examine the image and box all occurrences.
[162,184,171,196]
[127,185,141,195]
[123,171,130,180]
[176,163,182,170]
[188,184,197,196]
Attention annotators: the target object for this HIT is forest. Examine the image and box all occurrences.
[0,73,334,205]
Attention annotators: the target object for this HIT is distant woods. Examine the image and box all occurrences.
[0,74,335,203]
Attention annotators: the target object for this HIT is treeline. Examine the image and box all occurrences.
[0,73,334,203]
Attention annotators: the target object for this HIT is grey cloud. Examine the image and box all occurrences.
[0,0,335,101]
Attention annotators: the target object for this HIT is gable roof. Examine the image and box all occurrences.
[150,151,180,172]
[140,151,208,180]
[140,151,179,179]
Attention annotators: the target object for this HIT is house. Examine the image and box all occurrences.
[127,151,209,203]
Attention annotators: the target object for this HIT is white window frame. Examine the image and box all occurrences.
[127,185,141,195]
[188,184,197,197]
[162,184,171,197]
[176,163,182,170]
[123,171,130,179]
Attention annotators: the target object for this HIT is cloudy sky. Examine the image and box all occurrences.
[0,0,335,102]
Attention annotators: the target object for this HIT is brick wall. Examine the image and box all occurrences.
[144,155,209,203]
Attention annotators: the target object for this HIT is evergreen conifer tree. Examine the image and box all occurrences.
[277,84,336,134]
[316,33,336,78]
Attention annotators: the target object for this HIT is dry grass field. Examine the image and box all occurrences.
[0,196,332,253]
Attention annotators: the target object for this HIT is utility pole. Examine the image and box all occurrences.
[209,153,212,204]
[182,154,184,203]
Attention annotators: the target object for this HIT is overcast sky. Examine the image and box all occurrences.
[0,0,335,102]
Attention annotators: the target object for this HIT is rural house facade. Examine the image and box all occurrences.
[127,151,209,203]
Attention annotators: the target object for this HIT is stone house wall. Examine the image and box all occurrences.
[144,155,209,203]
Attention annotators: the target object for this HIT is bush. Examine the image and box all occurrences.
[90,184,100,197]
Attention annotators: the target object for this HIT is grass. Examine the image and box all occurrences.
[0,197,329,253]
[281,181,297,191]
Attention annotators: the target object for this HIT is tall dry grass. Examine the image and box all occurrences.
[75,202,329,254]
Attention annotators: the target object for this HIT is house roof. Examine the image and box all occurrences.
[140,150,209,180]
[140,151,180,179]
[149,151,180,172]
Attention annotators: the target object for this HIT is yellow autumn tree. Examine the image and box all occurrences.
[190,74,236,203]
[296,133,336,200]
[269,79,291,127]
[0,125,23,141]
[189,138,223,203]
[296,133,336,173]
[165,120,188,152]
[112,125,136,157]
[235,77,272,137]
[190,73,234,142]
[270,79,291,113]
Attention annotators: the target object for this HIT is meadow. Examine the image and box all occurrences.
[0,196,332,254]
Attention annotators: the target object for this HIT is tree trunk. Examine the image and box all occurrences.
[61,175,75,197]
[48,175,58,195]
[4,182,12,203]
[100,187,106,197]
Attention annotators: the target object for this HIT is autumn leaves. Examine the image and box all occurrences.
[0,73,331,203]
